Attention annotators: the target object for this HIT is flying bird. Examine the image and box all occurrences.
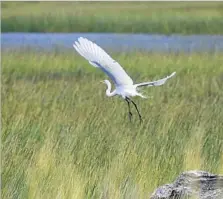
[73,37,176,122]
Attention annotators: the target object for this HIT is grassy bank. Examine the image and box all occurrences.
[2,50,223,199]
[2,2,223,34]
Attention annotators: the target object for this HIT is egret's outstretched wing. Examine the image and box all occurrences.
[136,72,176,87]
[73,37,133,86]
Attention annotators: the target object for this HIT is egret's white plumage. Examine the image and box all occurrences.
[73,37,176,122]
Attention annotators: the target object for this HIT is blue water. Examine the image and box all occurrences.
[1,33,223,53]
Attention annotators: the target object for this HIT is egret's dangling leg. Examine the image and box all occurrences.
[127,97,143,123]
[125,98,133,122]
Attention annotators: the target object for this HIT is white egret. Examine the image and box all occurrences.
[73,37,176,122]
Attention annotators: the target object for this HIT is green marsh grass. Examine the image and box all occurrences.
[2,50,223,199]
[2,2,223,34]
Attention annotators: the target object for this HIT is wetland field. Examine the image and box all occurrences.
[2,50,223,198]
[2,1,223,199]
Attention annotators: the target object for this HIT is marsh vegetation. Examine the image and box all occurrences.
[2,50,223,198]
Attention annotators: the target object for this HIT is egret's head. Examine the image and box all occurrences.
[100,80,110,85]
[100,80,106,84]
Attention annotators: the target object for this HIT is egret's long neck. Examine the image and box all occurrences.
[104,80,116,97]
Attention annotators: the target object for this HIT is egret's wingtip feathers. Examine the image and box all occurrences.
[73,41,80,49]
[168,71,176,78]
[78,37,84,41]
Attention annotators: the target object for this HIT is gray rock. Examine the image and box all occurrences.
[150,170,223,199]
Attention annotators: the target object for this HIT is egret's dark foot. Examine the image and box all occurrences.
[139,116,143,124]
[128,112,133,122]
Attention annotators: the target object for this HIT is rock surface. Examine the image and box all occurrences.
[150,170,223,199]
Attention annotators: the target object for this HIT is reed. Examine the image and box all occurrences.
[2,50,223,199]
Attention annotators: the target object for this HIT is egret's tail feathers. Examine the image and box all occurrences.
[137,92,148,99]
[138,94,154,99]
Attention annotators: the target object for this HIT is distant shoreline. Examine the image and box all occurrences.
[2,2,223,34]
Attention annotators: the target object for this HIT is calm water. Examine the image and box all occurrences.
[1,33,223,53]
